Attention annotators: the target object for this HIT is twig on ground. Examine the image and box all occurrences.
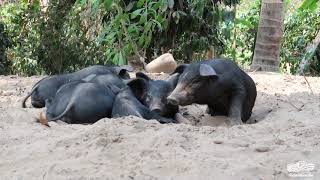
[278,98,303,111]
[302,74,314,95]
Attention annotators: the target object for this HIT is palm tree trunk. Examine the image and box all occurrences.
[251,0,285,72]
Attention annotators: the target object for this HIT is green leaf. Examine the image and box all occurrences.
[161,2,168,12]
[92,0,101,13]
[127,25,138,33]
[156,15,164,23]
[139,15,146,24]
[137,0,145,8]
[148,8,157,18]
[235,18,254,29]
[131,9,143,19]
[152,20,162,31]
[113,52,119,64]
[125,1,135,11]
[118,51,126,65]
[298,0,319,12]
[144,22,152,32]
[77,0,86,5]
[144,30,153,48]
[168,0,174,9]
[104,0,113,10]
[122,13,130,22]
[162,20,169,29]
[138,34,145,46]
[31,0,40,11]
[152,1,162,10]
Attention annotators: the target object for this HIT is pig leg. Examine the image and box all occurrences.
[228,93,245,125]
[206,105,228,116]
[241,100,252,123]
[206,96,229,116]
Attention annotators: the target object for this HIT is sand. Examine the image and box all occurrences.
[0,72,319,180]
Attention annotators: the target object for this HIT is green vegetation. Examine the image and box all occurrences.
[0,0,319,75]
[281,9,320,74]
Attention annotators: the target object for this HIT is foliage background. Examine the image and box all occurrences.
[0,0,319,75]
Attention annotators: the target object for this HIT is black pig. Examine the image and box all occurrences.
[127,72,180,118]
[111,86,175,124]
[85,73,127,90]
[167,59,257,125]
[45,81,116,124]
[22,65,132,108]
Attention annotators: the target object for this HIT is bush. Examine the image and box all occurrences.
[0,22,12,74]
[0,2,43,75]
[36,0,106,74]
[0,0,109,75]
[219,0,260,68]
[280,9,320,74]
[4,0,320,76]
[0,0,239,75]
[88,0,240,64]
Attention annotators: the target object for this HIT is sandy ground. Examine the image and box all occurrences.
[0,72,319,180]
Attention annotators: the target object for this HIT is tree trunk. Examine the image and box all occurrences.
[251,0,285,72]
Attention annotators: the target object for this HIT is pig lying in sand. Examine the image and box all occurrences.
[167,59,257,125]
[22,65,132,108]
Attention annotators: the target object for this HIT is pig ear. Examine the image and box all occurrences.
[114,65,134,79]
[135,72,151,81]
[127,78,147,99]
[116,65,134,72]
[172,64,188,75]
[166,73,180,87]
[199,64,218,77]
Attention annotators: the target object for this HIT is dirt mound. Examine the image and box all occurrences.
[0,72,319,179]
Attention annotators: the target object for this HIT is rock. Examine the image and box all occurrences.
[214,140,223,144]
[254,146,271,152]
[145,53,177,73]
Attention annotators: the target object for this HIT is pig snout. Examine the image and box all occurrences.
[167,95,179,106]
[167,86,189,106]
[150,104,164,114]
[151,108,161,114]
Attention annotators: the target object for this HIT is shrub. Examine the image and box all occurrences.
[280,9,320,74]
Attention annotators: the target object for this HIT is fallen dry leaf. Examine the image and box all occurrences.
[39,112,50,127]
